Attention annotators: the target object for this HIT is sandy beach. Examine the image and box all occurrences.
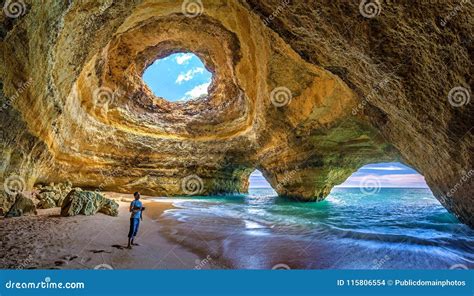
[2,190,472,270]
[0,193,206,270]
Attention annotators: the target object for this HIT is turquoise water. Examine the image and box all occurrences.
[156,188,473,269]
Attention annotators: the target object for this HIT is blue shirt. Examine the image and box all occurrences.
[130,200,142,219]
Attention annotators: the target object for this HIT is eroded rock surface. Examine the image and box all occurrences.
[5,193,36,217]
[34,182,73,209]
[61,189,119,217]
[0,1,472,226]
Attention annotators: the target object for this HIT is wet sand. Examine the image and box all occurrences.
[0,192,208,269]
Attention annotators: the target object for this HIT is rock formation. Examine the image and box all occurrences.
[5,192,36,217]
[34,182,72,209]
[0,1,472,226]
[61,189,119,217]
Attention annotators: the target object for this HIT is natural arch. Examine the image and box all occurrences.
[337,162,429,190]
[0,1,472,228]
[248,170,274,191]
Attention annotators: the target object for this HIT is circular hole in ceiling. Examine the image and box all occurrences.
[142,52,212,103]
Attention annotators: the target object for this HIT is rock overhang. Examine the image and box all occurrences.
[0,0,472,227]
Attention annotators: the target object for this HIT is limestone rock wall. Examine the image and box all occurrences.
[0,0,472,227]
[243,0,473,225]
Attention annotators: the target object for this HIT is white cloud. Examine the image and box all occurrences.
[336,173,428,188]
[250,170,264,177]
[179,82,210,101]
[359,165,405,171]
[175,53,193,65]
[175,67,204,84]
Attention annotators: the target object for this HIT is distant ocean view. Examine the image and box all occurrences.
[155,187,473,269]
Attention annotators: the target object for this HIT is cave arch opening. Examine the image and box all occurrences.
[326,162,464,225]
[142,52,212,102]
[336,162,430,190]
[329,161,444,210]
[248,169,277,195]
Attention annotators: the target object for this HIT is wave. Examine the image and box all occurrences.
[155,188,474,269]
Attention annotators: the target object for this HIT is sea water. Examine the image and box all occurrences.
[155,188,473,269]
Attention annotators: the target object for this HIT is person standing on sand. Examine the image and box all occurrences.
[127,192,143,249]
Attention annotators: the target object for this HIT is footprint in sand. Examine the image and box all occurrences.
[54,260,67,266]
[111,244,125,250]
[63,255,78,261]
[90,249,111,254]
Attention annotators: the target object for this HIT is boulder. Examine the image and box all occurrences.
[37,197,56,209]
[5,193,37,217]
[35,182,73,208]
[0,190,17,214]
[60,189,119,217]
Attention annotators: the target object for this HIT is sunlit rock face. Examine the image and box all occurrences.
[0,1,472,226]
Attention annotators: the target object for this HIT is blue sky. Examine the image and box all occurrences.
[143,53,212,101]
[249,162,428,189]
[249,170,273,189]
[335,162,428,188]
